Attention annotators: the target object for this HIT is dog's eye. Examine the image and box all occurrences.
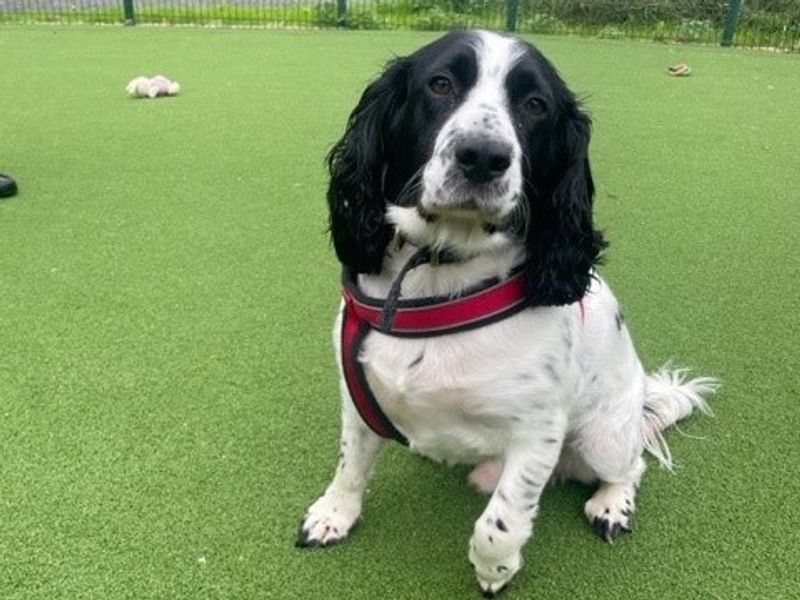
[429,76,454,97]
[523,96,547,117]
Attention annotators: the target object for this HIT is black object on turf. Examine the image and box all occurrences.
[0,174,18,198]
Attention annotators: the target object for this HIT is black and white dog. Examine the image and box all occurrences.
[298,30,716,595]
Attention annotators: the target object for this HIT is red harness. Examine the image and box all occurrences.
[340,266,532,445]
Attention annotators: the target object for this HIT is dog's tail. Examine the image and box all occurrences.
[642,366,718,471]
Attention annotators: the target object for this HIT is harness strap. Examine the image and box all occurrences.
[342,267,530,338]
[341,296,409,445]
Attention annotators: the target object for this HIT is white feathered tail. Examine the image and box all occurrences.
[642,366,719,470]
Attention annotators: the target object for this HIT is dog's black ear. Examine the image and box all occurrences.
[327,58,409,274]
[524,104,607,305]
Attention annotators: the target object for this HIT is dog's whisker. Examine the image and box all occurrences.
[392,167,426,207]
[505,191,530,239]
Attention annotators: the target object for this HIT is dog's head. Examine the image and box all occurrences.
[327,30,605,305]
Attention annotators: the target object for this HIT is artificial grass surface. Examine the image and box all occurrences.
[1,26,798,599]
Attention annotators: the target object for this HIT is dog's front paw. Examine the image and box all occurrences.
[296,493,361,548]
[468,528,523,597]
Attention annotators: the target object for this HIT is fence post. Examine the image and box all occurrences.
[721,0,742,46]
[506,0,519,32]
[337,0,347,27]
[122,0,135,25]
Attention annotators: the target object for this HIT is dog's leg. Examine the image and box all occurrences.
[579,437,645,542]
[576,378,647,542]
[469,412,567,596]
[584,365,717,541]
[297,394,385,548]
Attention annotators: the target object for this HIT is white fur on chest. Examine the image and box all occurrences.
[360,306,579,464]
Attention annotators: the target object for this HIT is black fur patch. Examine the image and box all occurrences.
[408,352,425,368]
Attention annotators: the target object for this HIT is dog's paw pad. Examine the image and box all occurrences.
[584,484,635,543]
[296,497,360,548]
[479,581,510,598]
[475,570,514,598]
[469,535,521,597]
[295,518,349,548]
[591,512,633,542]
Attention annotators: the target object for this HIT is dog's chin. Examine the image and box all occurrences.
[421,201,498,224]
[425,183,519,217]
[386,196,520,260]
[422,189,523,231]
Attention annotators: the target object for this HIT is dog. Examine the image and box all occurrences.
[297,30,717,596]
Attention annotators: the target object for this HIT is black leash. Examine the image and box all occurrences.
[379,246,434,331]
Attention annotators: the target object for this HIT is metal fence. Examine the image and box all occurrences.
[2,0,799,52]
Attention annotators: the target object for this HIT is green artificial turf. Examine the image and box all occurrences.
[1,26,798,600]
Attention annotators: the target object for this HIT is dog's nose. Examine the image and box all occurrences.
[455,138,512,184]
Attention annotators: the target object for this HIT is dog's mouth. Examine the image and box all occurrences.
[417,201,509,233]
[419,184,523,228]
